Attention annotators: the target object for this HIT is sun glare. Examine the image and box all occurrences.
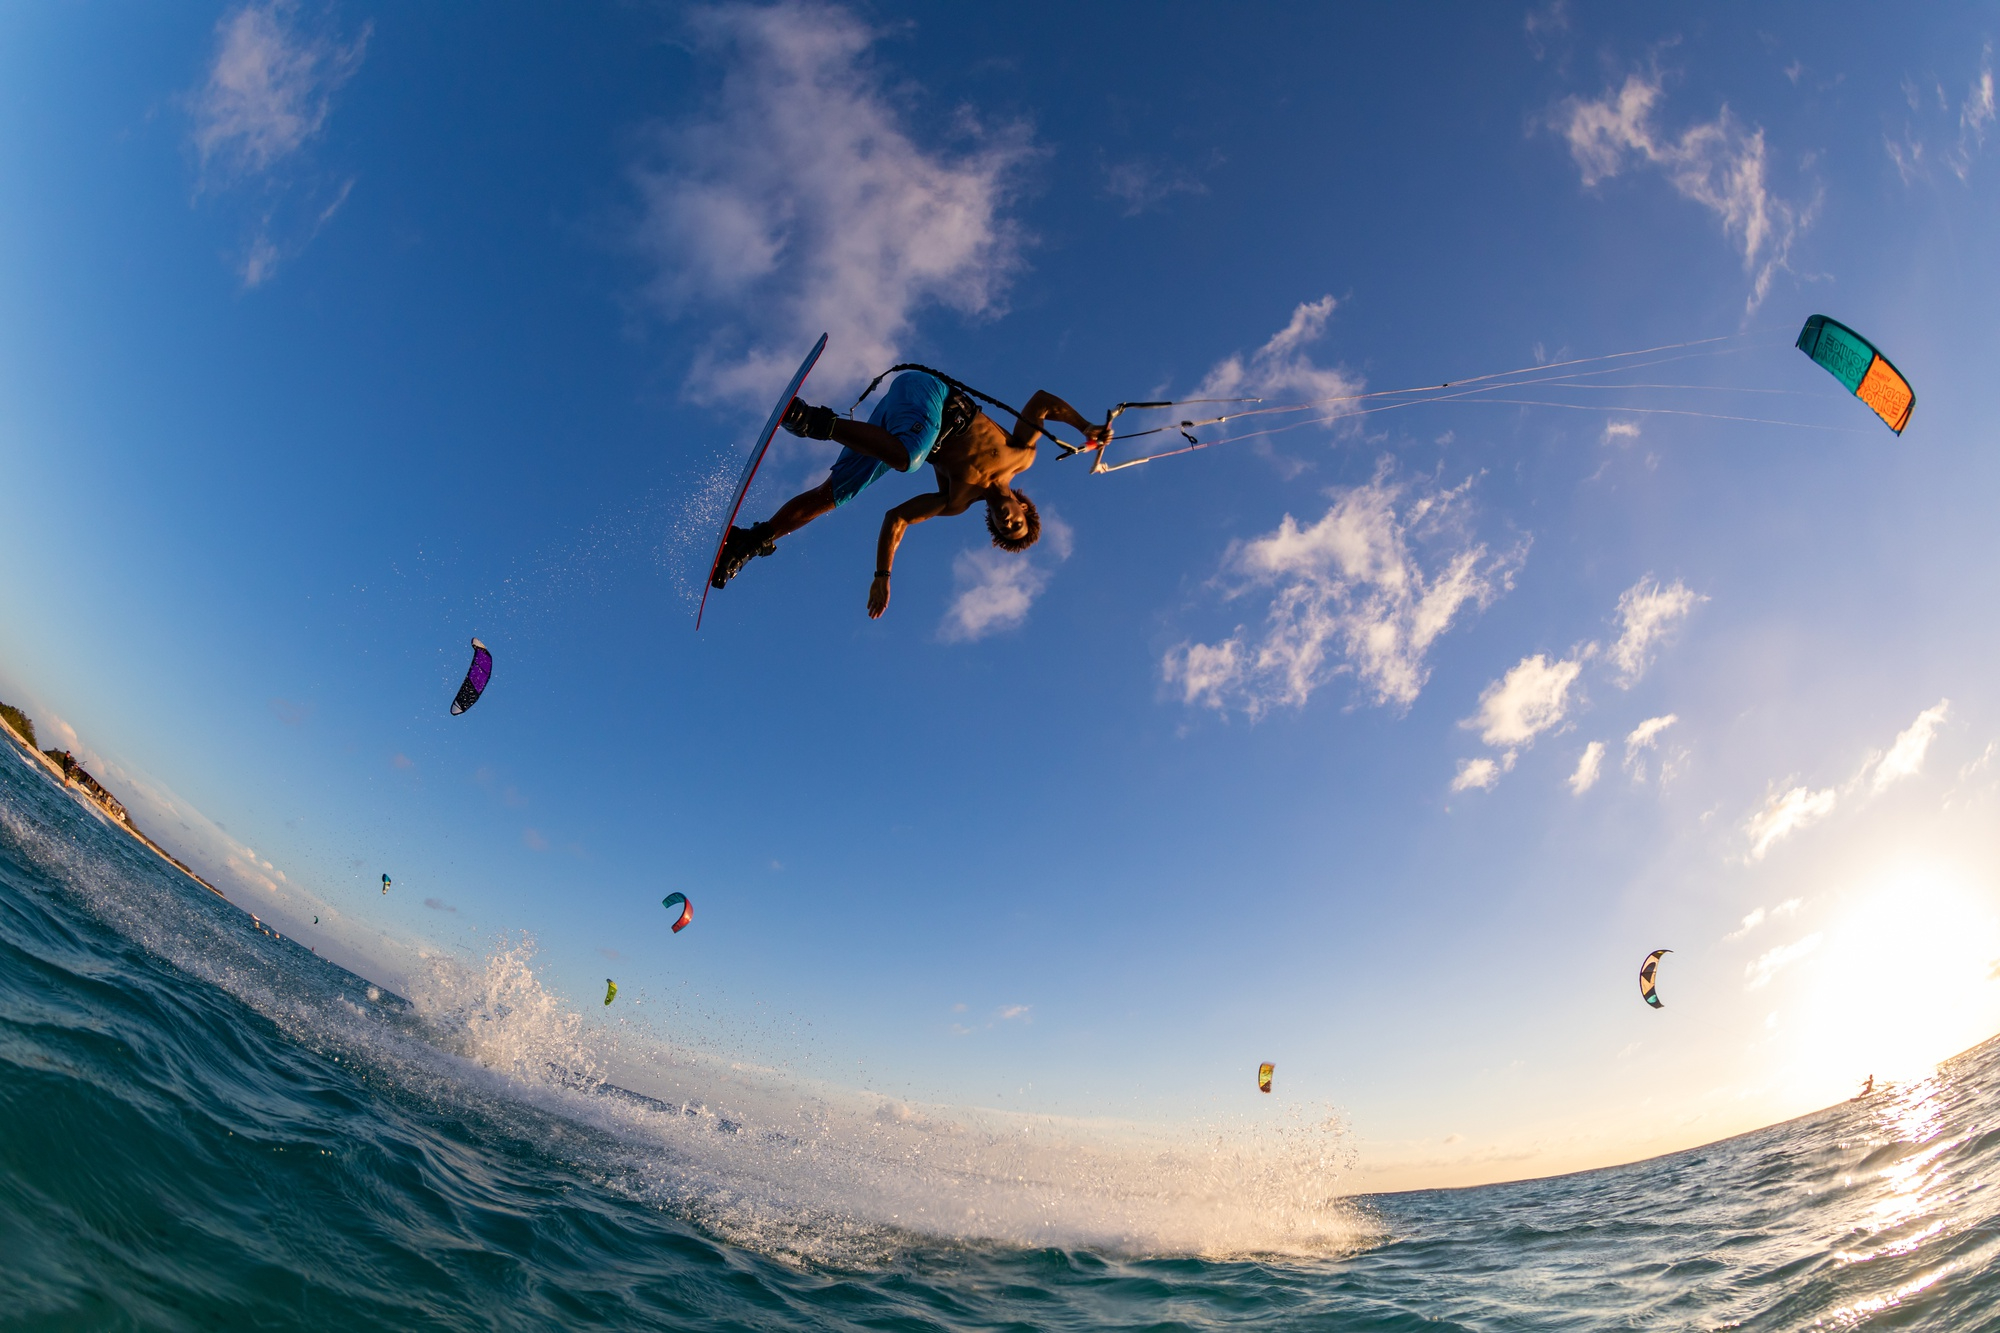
[1767,862,2000,1100]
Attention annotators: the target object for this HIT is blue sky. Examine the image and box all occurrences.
[3,1,1998,1190]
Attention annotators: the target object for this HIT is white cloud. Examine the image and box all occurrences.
[995,1004,1031,1022]
[1467,654,1581,748]
[1101,153,1214,215]
[634,2,1030,403]
[1524,0,1569,60]
[1601,419,1641,444]
[1746,933,1822,989]
[939,513,1071,642]
[1452,757,1502,793]
[1888,48,1995,185]
[1165,469,1520,716]
[1625,713,1676,752]
[1868,699,1949,793]
[942,551,1044,641]
[1191,296,1366,416]
[1569,740,1605,794]
[194,3,365,178]
[1724,897,1801,942]
[1554,72,1803,310]
[191,3,366,286]
[1745,784,1837,860]
[1955,46,1996,179]
[1622,713,1678,782]
[1608,576,1704,686]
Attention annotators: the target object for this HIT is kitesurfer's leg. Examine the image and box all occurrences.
[714,481,837,588]
[784,400,911,470]
[718,374,949,590]
[766,480,837,538]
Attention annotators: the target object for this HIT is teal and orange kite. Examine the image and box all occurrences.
[1797,315,1914,434]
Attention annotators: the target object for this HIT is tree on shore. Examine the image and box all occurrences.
[0,701,36,750]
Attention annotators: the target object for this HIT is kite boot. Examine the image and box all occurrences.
[711,521,777,588]
[781,397,838,439]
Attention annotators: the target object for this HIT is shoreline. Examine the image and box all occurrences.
[0,712,226,902]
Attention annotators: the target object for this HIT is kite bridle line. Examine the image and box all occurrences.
[1079,332,1767,472]
[851,333,1776,474]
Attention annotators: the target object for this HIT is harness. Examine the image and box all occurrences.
[849,363,1017,455]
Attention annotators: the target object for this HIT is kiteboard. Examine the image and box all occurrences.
[695,333,829,628]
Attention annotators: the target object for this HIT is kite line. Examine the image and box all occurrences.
[844,324,1889,479]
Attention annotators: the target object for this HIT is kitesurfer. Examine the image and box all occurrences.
[709,370,1109,617]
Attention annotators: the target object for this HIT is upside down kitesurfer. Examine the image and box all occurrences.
[709,369,1109,618]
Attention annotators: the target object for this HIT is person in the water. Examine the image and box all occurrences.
[710,369,1108,618]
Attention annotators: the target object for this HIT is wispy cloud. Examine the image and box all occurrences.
[1449,653,1581,795]
[1452,576,1698,792]
[1608,576,1704,687]
[1467,654,1582,749]
[424,897,457,914]
[1744,784,1837,860]
[1101,152,1216,215]
[190,1,368,286]
[1746,933,1822,989]
[1623,713,1677,783]
[1957,47,1997,178]
[267,697,313,726]
[1723,897,1801,942]
[940,513,1072,642]
[1165,468,1520,717]
[1569,740,1605,794]
[1866,699,1949,793]
[1601,419,1641,444]
[1743,699,1954,857]
[1553,71,1805,310]
[1896,46,1997,183]
[1190,296,1366,423]
[1523,0,1569,61]
[1452,756,1505,793]
[634,1,1030,403]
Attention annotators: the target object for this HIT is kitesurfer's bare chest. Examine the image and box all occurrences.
[932,418,1033,496]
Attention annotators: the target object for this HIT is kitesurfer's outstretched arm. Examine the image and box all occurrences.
[869,492,949,618]
[1011,390,1111,453]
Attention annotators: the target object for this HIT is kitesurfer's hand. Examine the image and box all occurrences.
[1083,419,1112,451]
[867,573,891,618]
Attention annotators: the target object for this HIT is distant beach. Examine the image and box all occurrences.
[0,701,224,902]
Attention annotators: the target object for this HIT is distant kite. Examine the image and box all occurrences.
[662,892,692,933]
[1639,949,1672,1009]
[604,979,618,1006]
[451,639,493,715]
[1257,1062,1275,1094]
[381,874,391,895]
[1797,315,1914,434]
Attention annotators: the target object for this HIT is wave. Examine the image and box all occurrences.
[0,747,1370,1275]
[9,740,2000,1329]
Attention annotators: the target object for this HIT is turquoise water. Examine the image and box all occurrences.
[5,748,2000,1330]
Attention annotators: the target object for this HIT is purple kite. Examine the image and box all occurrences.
[450,638,492,716]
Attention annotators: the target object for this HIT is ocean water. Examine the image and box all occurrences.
[4,748,2000,1331]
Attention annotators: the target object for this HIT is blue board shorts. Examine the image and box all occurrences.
[826,371,949,508]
